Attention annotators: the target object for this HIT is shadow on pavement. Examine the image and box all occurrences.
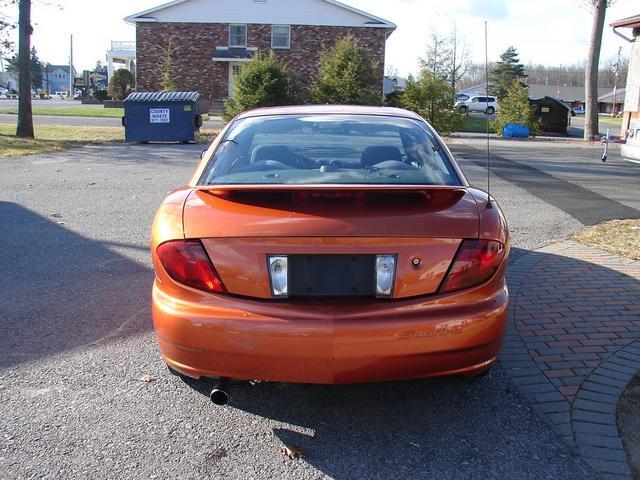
[0,201,153,368]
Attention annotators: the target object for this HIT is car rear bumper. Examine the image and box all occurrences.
[152,277,509,384]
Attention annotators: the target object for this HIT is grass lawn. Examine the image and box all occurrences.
[460,115,496,134]
[573,219,640,260]
[0,124,123,157]
[597,115,623,127]
[0,107,212,121]
[0,106,125,118]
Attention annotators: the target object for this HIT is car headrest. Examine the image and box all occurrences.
[361,146,403,168]
[251,145,298,167]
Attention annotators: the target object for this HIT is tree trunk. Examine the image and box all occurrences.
[16,0,34,139]
[584,0,606,141]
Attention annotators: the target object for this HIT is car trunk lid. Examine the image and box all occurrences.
[184,186,479,299]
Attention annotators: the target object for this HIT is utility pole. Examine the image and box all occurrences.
[69,34,73,97]
[611,46,621,118]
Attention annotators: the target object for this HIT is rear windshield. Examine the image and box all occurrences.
[199,114,462,186]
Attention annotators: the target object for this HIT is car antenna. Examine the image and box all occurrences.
[484,20,493,209]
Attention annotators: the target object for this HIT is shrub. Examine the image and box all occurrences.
[491,79,539,136]
[93,89,109,102]
[224,52,297,120]
[310,35,380,105]
[160,37,180,92]
[107,69,135,101]
[400,69,463,134]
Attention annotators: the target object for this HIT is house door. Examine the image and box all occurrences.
[228,63,242,98]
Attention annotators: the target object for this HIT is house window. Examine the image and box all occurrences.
[229,24,247,48]
[271,25,290,49]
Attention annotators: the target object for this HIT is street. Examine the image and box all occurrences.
[1,139,637,479]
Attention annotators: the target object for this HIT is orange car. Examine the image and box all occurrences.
[151,105,509,404]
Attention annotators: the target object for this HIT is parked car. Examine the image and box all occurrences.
[150,105,510,405]
[573,106,585,115]
[0,87,8,98]
[456,96,499,115]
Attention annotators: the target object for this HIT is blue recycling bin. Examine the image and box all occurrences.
[502,123,530,138]
[122,92,203,143]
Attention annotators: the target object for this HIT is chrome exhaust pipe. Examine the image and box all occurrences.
[210,377,231,405]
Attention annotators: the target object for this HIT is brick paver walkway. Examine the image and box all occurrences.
[501,241,640,480]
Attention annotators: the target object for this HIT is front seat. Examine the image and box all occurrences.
[251,145,299,168]
[361,146,403,168]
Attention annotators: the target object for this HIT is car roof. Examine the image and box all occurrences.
[235,104,424,121]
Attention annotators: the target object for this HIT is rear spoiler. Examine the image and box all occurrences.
[194,184,468,193]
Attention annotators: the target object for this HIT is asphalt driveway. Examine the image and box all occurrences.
[0,140,638,479]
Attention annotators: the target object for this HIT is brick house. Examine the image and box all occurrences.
[125,0,396,105]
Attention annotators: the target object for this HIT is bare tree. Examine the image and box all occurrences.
[458,62,496,90]
[420,26,471,96]
[420,32,452,79]
[16,0,33,138]
[0,1,17,53]
[384,64,399,78]
[450,23,470,97]
[584,0,609,141]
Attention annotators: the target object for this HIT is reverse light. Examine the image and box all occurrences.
[268,256,288,297]
[439,239,505,293]
[375,254,397,298]
[157,240,226,293]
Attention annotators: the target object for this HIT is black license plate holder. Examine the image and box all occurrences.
[289,255,375,297]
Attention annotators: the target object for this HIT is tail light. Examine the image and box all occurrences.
[439,239,505,293]
[156,240,226,294]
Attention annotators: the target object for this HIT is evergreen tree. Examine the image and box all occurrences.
[5,46,43,90]
[400,69,463,134]
[93,60,107,76]
[310,35,379,105]
[107,68,135,100]
[224,51,298,120]
[491,79,538,136]
[489,46,526,98]
[30,47,42,89]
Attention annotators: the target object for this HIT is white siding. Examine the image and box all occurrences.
[624,38,640,113]
[131,0,391,28]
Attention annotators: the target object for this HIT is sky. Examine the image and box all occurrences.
[0,0,637,76]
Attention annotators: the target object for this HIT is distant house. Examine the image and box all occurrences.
[42,65,77,94]
[610,13,640,161]
[125,0,396,105]
[597,88,626,114]
[0,71,18,92]
[106,41,136,84]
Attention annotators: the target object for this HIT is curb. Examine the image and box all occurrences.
[572,340,640,479]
